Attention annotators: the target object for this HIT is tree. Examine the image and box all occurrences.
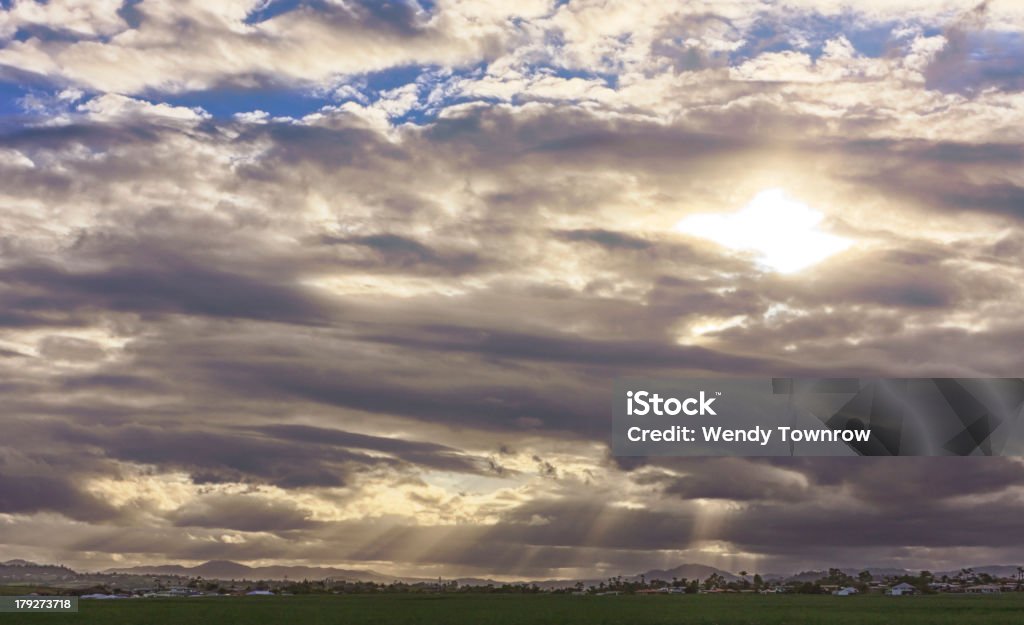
[703,573,725,590]
[752,573,764,590]
[794,582,823,594]
[824,568,852,585]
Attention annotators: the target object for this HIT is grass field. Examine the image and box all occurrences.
[4,593,1024,625]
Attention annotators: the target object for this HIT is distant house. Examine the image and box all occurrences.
[888,583,917,596]
[246,590,274,596]
[966,585,1001,594]
[834,587,859,596]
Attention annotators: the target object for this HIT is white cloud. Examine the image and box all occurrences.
[76,93,210,123]
[0,0,127,41]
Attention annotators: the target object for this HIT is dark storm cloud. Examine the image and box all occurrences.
[0,122,162,150]
[209,356,602,435]
[255,425,487,474]
[238,122,407,174]
[59,373,166,393]
[830,135,1024,221]
[47,422,362,488]
[852,170,1024,220]
[928,182,1024,220]
[320,233,485,275]
[422,107,762,171]
[0,385,497,491]
[799,457,1024,506]
[646,457,1024,510]
[0,474,120,522]
[34,419,496,488]
[554,228,653,250]
[798,262,960,309]
[21,420,356,490]
[644,276,763,317]
[876,139,1024,165]
[722,492,1024,556]
[0,261,331,325]
[361,325,777,373]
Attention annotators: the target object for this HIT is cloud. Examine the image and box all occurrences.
[320,233,486,275]
[0,0,1023,579]
[0,473,121,522]
[0,0,128,41]
[169,493,318,532]
[0,0,547,94]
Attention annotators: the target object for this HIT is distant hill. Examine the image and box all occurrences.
[858,567,912,578]
[523,563,740,590]
[451,577,507,587]
[640,563,740,583]
[782,567,915,582]
[9,558,1024,588]
[937,565,1024,579]
[772,565,1024,583]
[0,560,80,584]
[105,560,412,584]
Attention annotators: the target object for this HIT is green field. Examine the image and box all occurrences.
[3,593,1023,625]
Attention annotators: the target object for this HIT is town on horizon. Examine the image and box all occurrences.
[5,558,1024,596]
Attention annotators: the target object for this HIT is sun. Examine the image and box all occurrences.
[674,189,852,273]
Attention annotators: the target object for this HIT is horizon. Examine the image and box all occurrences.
[10,557,1024,585]
[3,0,1024,588]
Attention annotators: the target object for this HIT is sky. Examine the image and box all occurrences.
[1,0,1024,580]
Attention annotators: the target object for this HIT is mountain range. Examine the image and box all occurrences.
[102,560,747,586]
[3,559,1021,587]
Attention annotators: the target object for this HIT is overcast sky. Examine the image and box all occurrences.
[1,0,1024,580]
